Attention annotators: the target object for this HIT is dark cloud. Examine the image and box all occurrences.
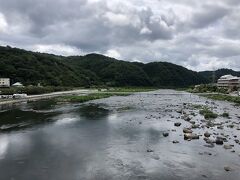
[190,4,229,29]
[0,0,240,71]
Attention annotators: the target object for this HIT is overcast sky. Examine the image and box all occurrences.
[0,0,240,71]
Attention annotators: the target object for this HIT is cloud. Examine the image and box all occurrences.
[31,44,82,56]
[104,49,121,59]
[0,13,8,33]
[189,4,229,29]
[0,0,240,71]
[185,54,230,71]
[103,12,135,27]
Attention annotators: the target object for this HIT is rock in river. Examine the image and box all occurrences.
[184,133,199,140]
[234,139,239,143]
[184,116,191,122]
[163,132,169,137]
[204,132,211,138]
[215,137,224,145]
[191,124,200,129]
[190,120,196,124]
[147,149,154,153]
[183,128,193,133]
[174,122,181,127]
[223,145,232,150]
[224,166,232,172]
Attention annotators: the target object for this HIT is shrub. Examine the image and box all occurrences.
[222,112,229,118]
[204,112,218,119]
[199,108,218,119]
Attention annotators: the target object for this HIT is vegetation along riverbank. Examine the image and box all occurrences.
[54,87,157,103]
[203,94,240,106]
[56,93,131,103]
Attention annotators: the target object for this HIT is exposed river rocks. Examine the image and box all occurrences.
[0,90,239,180]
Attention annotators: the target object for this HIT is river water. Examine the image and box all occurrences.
[0,90,240,180]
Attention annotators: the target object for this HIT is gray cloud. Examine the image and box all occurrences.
[0,0,240,71]
[190,4,230,29]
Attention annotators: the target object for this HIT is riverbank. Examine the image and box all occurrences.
[55,93,131,103]
[0,87,156,105]
[0,89,96,105]
[202,93,240,106]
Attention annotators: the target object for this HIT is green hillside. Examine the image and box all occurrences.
[142,62,208,87]
[66,54,152,86]
[0,46,209,87]
[0,46,94,87]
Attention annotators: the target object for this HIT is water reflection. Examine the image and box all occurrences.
[0,109,57,132]
[0,135,9,159]
[55,116,79,126]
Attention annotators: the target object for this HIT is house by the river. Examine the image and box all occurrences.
[217,75,240,89]
[0,78,10,87]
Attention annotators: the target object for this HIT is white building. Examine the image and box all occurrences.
[217,75,240,89]
[0,78,10,87]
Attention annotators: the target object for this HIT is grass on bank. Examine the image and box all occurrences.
[199,108,218,119]
[192,104,207,109]
[54,87,154,103]
[203,94,240,106]
[187,84,229,94]
[56,93,131,103]
[105,87,157,92]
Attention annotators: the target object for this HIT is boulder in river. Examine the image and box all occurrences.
[191,124,200,129]
[216,137,224,145]
[223,145,232,149]
[234,139,239,143]
[176,109,182,114]
[184,133,199,140]
[162,132,169,137]
[147,149,154,153]
[174,122,181,127]
[204,132,211,138]
[217,126,224,130]
[183,128,193,133]
[224,166,232,172]
[227,124,234,128]
[204,137,215,144]
[190,120,196,124]
[184,116,191,122]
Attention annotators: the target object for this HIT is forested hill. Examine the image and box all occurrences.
[0,46,208,87]
[141,62,207,87]
[199,69,240,83]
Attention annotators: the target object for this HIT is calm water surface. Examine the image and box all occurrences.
[0,90,240,180]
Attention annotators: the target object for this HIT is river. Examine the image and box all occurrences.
[0,90,239,180]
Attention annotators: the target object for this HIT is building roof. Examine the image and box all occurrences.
[219,74,240,80]
[12,82,23,86]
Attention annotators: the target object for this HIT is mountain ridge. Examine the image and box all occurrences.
[1,45,236,87]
